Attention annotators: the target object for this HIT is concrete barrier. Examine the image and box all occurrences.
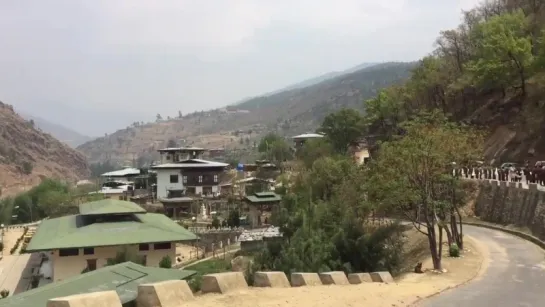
[201,272,248,294]
[319,271,349,285]
[347,273,372,284]
[136,280,194,307]
[370,271,394,283]
[45,271,395,305]
[253,271,291,288]
[290,273,322,287]
[47,291,121,307]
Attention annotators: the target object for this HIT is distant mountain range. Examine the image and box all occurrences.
[19,112,93,147]
[77,61,415,164]
[231,62,377,106]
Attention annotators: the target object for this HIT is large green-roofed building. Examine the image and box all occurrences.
[26,199,197,282]
[0,261,196,307]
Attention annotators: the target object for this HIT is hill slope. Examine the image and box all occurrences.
[0,102,90,197]
[362,1,545,164]
[78,62,415,164]
[20,113,92,147]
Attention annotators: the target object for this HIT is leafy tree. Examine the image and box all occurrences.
[366,111,483,270]
[318,108,365,154]
[363,89,406,144]
[227,209,241,228]
[178,111,183,118]
[156,114,162,122]
[465,9,533,96]
[211,216,220,229]
[257,133,292,166]
[296,138,334,169]
[21,161,33,175]
[159,255,172,268]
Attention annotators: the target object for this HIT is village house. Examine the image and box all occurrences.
[101,167,141,183]
[291,133,325,150]
[25,199,197,282]
[151,147,231,219]
[152,147,230,199]
[349,139,370,165]
[243,191,282,228]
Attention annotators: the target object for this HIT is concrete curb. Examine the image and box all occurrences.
[462,221,545,250]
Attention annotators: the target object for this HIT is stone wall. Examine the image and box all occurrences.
[45,271,394,307]
[474,181,545,239]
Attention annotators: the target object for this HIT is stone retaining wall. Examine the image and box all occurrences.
[44,271,393,307]
[474,181,545,240]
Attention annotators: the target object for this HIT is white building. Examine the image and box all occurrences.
[152,147,229,199]
[100,167,141,182]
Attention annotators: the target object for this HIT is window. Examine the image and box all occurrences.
[86,259,97,271]
[59,248,79,257]
[170,174,179,183]
[182,176,187,184]
[198,175,203,183]
[213,175,218,183]
[139,244,149,251]
[154,242,172,250]
[83,248,94,255]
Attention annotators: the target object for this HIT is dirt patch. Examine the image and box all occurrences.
[180,236,486,307]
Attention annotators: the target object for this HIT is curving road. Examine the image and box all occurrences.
[420,225,545,306]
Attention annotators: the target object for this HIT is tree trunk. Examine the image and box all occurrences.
[455,206,464,249]
[438,226,444,261]
[426,224,442,270]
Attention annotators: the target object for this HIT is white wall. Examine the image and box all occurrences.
[51,244,175,282]
[156,169,184,199]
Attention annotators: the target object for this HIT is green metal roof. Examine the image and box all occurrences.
[26,213,198,252]
[78,199,146,215]
[0,262,196,307]
[245,192,282,203]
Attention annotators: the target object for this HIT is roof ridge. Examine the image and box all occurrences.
[8,262,135,299]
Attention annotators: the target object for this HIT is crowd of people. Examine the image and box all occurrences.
[455,162,545,186]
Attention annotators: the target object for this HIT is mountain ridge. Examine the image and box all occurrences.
[77,61,415,164]
[19,112,93,147]
[0,103,90,197]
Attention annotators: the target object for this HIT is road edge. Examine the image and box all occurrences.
[462,221,545,250]
[408,234,487,306]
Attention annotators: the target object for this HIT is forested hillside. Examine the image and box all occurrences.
[363,0,545,163]
[78,62,414,165]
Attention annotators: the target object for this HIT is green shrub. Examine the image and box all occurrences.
[21,161,33,175]
[187,276,202,293]
[158,255,172,268]
[449,243,460,257]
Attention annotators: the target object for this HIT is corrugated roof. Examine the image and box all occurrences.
[158,147,206,152]
[291,133,324,139]
[245,192,282,203]
[79,199,146,215]
[101,168,141,177]
[26,212,197,252]
[151,158,228,169]
[0,262,196,307]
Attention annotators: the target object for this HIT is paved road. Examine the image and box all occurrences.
[420,225,545,306]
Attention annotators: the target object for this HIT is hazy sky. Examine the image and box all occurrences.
[0,0,481,136]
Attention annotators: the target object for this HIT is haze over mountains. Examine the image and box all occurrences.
[18,112,92,148]
[77,62,414,164]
